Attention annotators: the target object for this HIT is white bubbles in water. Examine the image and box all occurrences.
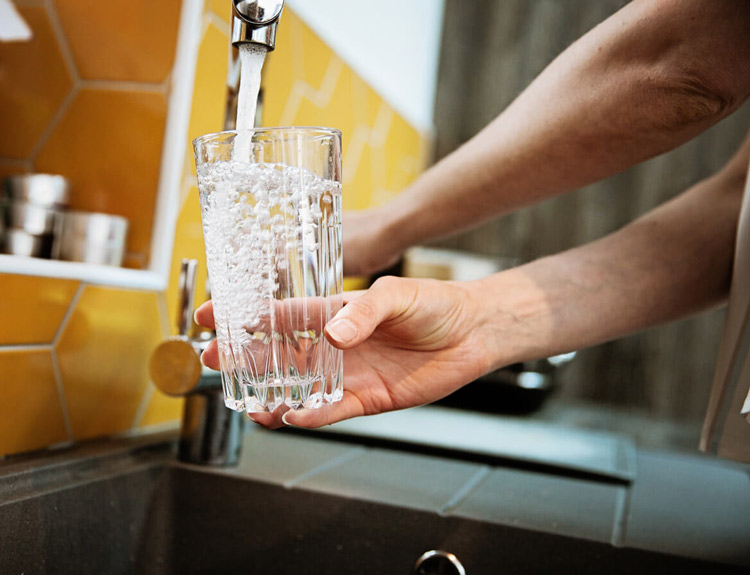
[197,160,341,336]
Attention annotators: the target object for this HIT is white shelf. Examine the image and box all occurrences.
[0,254,165,291]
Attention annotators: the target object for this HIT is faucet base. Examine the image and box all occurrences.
[179,390,244,466]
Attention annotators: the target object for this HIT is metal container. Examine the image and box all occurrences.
[4,174,71,207]
[54,211,129,266]
[4,228,53,258]
[8,201,61,235]
[0,203,5,251]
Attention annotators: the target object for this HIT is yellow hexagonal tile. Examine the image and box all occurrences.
[0,274,80,346]
[56,286,165,441]
[35,88,168,267]
[52,0,181,83]
[0,349,69,457]
[293,12,336,94]
[166,186,209,336]
[185,20,230,176]
[259,16,293,125]
[0,6,73,159]
[209,0,231,23]
[138,385,184,428]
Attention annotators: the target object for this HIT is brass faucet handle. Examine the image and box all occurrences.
[150,339,203,396]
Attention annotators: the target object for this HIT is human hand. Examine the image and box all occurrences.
[194,276,495,428]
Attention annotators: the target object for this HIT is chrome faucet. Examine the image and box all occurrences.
[224,0,284,129]
[231,0,284,49]
[150,259,243,466]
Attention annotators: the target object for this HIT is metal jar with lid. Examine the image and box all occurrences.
[54,211,129,266]
[1,174,71,258]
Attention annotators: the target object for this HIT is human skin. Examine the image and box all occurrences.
[194,0,750,428]
[195,134,749,428]
[343,0,750,277]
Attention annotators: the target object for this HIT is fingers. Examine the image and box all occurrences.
[248,400,356,430]
[249,408,288,430]
[324,277,409,349]
[281,395,365,428]
[200,338,219,370]
[196,286,384,429]
[194,300,215,330]
[246,395,363,430]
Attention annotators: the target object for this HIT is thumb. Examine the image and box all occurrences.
[324,277,407,349]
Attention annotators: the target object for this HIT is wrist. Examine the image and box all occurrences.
[465,267,555,372]
[375,202,419,265]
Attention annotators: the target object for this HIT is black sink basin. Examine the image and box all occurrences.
[1,410,749,575]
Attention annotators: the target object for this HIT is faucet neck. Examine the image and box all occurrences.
[232,0,284,50]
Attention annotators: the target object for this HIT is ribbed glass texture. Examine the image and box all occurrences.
[193,128,343,414]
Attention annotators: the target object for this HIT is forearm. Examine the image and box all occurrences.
[473,138,748,369]
[379,0,750,254]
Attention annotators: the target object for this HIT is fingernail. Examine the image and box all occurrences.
[326,318,358,344]
[281,412,295,427]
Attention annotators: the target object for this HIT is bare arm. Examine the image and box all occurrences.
[476,133,750,369]
[347,0,750,276]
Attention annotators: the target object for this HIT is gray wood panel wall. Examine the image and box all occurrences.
[430,0,750,425]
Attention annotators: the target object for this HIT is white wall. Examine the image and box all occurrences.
[286,0,445,133]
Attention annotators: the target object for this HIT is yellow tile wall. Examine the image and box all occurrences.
[261,9,432,211]
[0,1,432,458]
[0,0,182,458]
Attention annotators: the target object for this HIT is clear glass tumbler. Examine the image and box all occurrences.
[193,127,343,414]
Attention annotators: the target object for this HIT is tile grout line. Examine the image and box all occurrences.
[0,343,51,352]
[438,465,492,516]
[610,485,632,548]
[157,290,172,339]
[80,80,167,95]
[50,346,74,443]
[43,0,80,83]
[283,447,368,489]
[611,438,637,547]
[130,384,156,430]
[205,11,230,36]
[51,282,85,347]
[28,85,78,164]
[48,282,86,444]
[29,1,79,163]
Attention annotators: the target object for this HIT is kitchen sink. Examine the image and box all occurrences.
[1,408,749,574]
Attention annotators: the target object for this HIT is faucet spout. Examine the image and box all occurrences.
[232,0,284,50]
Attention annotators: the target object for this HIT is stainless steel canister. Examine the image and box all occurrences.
[0,202,5,252]
[54,211,129,266]
[5,228,54,258]
[2,174,71,258]
[4,174,70,207]
[8,202,61,236]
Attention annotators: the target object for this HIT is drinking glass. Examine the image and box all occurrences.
[193,127,343,414]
